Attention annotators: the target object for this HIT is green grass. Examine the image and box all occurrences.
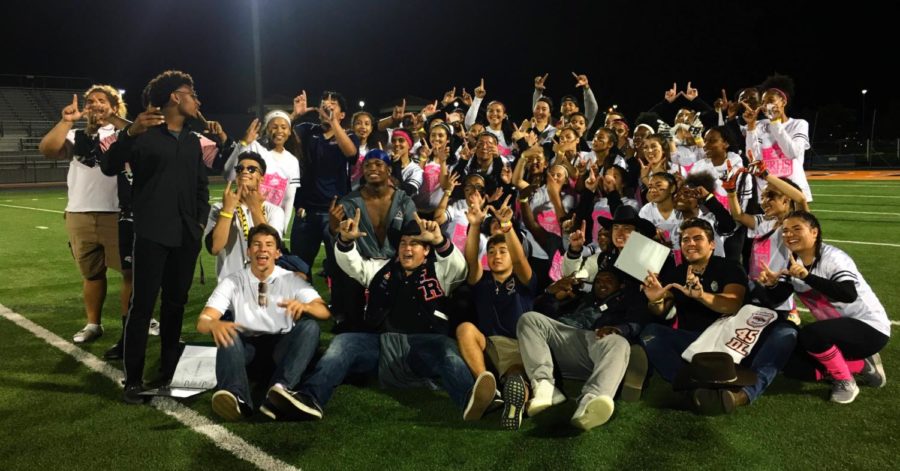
[1,181,899,470]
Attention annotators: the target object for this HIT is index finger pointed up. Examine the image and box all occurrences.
[687,81,693,90]
[721,88,728,101]
[542,73,549,81]
[480,77,485,88]
[501,194,512,208]
[354,207,362,224]
[71,94,79,110]
[580,219,586,233]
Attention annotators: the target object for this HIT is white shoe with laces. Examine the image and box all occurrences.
[570,394,615,431]
[527,379,566,417]
[73,324,103,343]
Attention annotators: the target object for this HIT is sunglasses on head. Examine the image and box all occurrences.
[234,164,261,174]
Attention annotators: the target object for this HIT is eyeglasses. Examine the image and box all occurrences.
[258,282,267,307]
[174,89,199,100]
[234,164,261,174]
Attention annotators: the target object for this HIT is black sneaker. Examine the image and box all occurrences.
[267,386,323,420]
[123,384,147,405]
[104,339,124,360]
[259,398,281,421]
[500,374,528,431]
[211,390,251,421]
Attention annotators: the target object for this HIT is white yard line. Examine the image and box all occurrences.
[814,193,900,199]
[825,239,900,248]
[0,203,64,214]
[814,209,900,217]
[0,304,300,471]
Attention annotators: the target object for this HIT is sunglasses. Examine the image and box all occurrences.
[234,164,261,174]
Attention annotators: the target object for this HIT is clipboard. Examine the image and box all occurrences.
[614,232,669,282]
[140,345,218,398]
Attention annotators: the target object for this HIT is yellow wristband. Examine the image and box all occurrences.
[218,211,234,219]
[239,140,249,146]
[500,221,512,228]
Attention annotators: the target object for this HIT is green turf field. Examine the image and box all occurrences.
[1,180,898,470]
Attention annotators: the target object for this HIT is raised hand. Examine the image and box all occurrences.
[643,271,668,302]
[722,161,745,193]
[757,261,785,287]
[511,120,528,141]
[411,213,443,245]
[684,81,699,101]
[328,196,346,234]
[534,73,549,91]
[459,140,473,161]
[222,180,239,213]
[292,90,312,118]
[666,269,704,299]
[241,182,264,210]
[500,164,512,184]
[339,207,368,242]
[748,158,768,179]
[392,99,407,122]
[490,194,514,224]
[242,118,261,144]
[787,253,809,280]
[61,94,85,122]
[441,170,460,192]
[602,173,617,193]
[421,100,439,117]
[715,88,730,113]
[584,166,600,192]
[205,120,227,141]
[664,82,679,103]
[742,102,760,130]
[569,220,587,252]
[572,72,589,89]
[474,78,486,99]
[460,88,473,106]
[466,191,487,225]
[128,106,165,136]
[419,139,433,162]
[278,300,308,320]
[441,87,457,106]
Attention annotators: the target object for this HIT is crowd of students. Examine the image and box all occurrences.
[41,69,890,432]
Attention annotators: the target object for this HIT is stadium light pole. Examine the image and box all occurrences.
[861,89,867,136]
[251,0,264,120]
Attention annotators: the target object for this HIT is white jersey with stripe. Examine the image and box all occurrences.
[747,215,793,311]
[745,117,812,201]
[790,244,890,336]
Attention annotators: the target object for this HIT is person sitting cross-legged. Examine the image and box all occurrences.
[197,224,329,421]
[286,209,470,419]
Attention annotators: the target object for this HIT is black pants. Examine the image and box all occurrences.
[123,233,200,386]
[784,317,889,380]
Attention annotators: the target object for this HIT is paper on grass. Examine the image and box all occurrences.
[614,232,670,282]
[140,345,217,397]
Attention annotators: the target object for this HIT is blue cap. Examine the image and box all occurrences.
[364,149,392,165]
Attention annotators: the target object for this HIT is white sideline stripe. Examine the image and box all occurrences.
[0,304,300,471]
[815,193,900,199]
[814,209,900,217]
[825,239,900,248]
[795,306,898,326]
[0,203,64,214]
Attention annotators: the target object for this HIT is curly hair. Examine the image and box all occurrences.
[144,70,194,108]
[84,84,127,118]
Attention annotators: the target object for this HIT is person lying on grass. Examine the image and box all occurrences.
[197,224,330,421]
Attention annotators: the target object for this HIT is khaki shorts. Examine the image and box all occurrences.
[486,336,523,376]
[65,212,122,278]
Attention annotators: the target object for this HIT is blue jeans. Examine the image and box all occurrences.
[641,324,701,383]
[215,317,320,409]
[299,332,475,410]
[289,210,332,277]
[642,322,798,403]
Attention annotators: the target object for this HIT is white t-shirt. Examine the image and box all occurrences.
[745,118,812,201]
[672,144,704,170]
[791,244,890,336]
[399,160,424,196]
[224,141,301,222]
[690,152,750,210]
[65,124,119,212]
[204,202,286,282]
[747,215,793,311]
[443,199,489,267]
[414,162,445,211]
[524,186,575,261]
[206,266,322,336]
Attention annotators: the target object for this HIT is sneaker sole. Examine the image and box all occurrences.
[571,395,614,431]
[862,354,887,388]
[527,387,565,417]
[830,387,860,404]
[621,345,648,402]
[692,389,736,415]
[269,387,323,420]
[212,391,243,421]
[500,376,527,430]
[463,373,497,421]
[259,403,278,421]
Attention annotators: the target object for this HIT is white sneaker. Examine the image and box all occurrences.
[570,394,615,431]
[73,324,103,343]
[463,371,497,421]
[527,379,566,417]
[148,318,160,336]
[830,379,860,404]
[858,353,886,388]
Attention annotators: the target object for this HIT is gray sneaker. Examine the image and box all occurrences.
[73,324,103,343]
[830,379,860,404]
[858,353,886,388]
[148,318,160,336]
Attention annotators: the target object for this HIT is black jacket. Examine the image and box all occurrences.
[101,124,213,247]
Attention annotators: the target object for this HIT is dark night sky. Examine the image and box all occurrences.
[4,1,896,137]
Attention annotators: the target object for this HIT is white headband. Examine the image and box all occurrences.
[635,123,655,135]
[264,110,292,128]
